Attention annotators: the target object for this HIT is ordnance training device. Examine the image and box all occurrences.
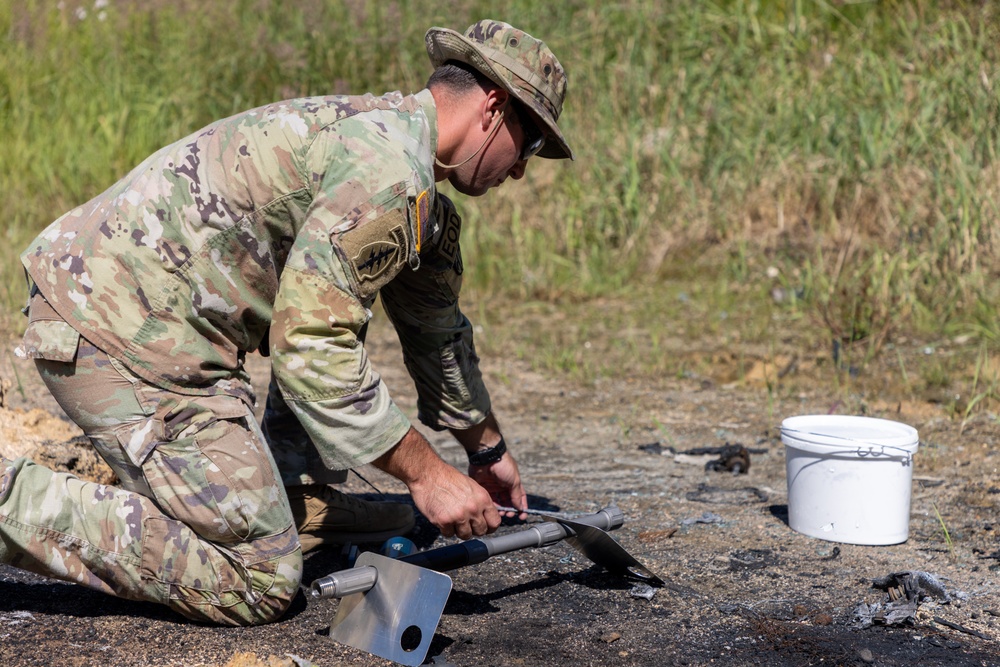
[309,505,662,666]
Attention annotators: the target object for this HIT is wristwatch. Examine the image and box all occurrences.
[467,437,507,466]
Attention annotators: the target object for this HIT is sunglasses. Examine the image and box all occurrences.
[510,102,546,161]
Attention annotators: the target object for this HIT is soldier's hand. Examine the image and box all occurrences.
[469,453,527,520]
[409,464,501,539]
[373,426,501,540]
[448,413,527,520]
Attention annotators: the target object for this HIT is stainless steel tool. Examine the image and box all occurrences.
[548,514,664,585]
[309,505,662,666]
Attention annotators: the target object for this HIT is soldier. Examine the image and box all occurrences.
[0,20,573,625]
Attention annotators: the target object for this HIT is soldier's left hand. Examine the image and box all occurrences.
[468,453,527,520]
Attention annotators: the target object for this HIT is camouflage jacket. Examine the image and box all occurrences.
[20,89,490,469]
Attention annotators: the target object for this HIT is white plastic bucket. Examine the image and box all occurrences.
[781,415,919,546]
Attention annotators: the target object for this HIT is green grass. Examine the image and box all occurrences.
[2,1,998,387]
[932,502,955,555]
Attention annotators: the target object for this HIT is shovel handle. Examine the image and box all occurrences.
[309,506,623,599]
[310,565,379,599]
[400,505,622,572]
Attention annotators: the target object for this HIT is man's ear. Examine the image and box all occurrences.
[483,88,508,128]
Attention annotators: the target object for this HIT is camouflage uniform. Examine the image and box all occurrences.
[1,18,574,626]
[2,322,300,626]
[1,89,489,625]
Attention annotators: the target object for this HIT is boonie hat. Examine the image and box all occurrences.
[425,20,575,160]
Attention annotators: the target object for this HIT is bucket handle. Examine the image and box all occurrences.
[781,428,915,466]
[855,445,912,466]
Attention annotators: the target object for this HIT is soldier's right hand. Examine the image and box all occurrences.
[409,463,501,539]
[373,427,501,540]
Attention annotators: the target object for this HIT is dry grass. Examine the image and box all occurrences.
[1,0,997,405]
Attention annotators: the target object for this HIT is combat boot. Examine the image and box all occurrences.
[286,484,415,553]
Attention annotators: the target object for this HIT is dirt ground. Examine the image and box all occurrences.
[1,318,998,667]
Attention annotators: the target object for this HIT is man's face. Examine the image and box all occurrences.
[448,101,543,197]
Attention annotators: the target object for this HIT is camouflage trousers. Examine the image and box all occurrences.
[0,318,305,626]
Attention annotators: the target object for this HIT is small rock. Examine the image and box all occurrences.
[629,584,656,601]
[637,528,678,543]
[858,647,874,663]
[599,632,621,644]
[813,613,833,626]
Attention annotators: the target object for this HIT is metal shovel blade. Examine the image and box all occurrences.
[329,552,452,667]
[552,516,665,586]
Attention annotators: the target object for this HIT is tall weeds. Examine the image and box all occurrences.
[1,0,997,348]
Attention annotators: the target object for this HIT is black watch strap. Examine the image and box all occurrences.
[467,437,507,466]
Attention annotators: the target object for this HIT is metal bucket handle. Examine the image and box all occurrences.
[855,444,913,466]
[781,428,915,466]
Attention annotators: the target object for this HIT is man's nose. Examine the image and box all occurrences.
[510,160,527,180]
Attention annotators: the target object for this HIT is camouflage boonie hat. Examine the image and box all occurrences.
[425,20,574,160]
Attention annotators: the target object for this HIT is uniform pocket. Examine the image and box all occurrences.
[113,416,166,470]
[192,416,287,541]
[123,395,288,545]
[18,293,80,362]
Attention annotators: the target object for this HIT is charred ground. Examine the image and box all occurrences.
[0,320,998,667]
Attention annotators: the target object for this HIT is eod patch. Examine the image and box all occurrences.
[435,194,463,274]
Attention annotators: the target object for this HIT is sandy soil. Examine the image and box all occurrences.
[0,320,998,667]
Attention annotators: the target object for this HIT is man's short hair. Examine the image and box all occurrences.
[426,60,498,95]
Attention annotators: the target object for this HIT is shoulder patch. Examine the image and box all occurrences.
[414,189,431,253]
[436,195,462,269]
[336,208,411,300]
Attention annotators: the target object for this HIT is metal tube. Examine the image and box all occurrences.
[310,565,378,599]
[572,505,624,532]
[308,506,625,599]
[398,540,490,571]
[480,521,567,557]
